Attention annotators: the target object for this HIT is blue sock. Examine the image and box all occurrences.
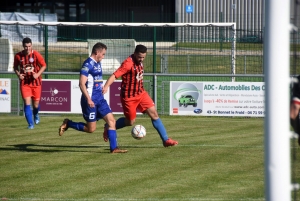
[108,130,117,151]
[116,117,126,129]
[33,105,40,116]
[152,118,168,142]
[68,120,85,131]
[24,105,33,126]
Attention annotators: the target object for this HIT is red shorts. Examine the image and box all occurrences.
[121,91,155,120]
[21,85,42,101]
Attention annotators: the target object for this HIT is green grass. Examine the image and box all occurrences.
[0,114,268,200]
[174,42,300,52]
[1,115,300,200]
[47,52,88,72]
[174,42,264,51]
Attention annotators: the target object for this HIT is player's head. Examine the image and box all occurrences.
[92,42,107,54]
[22,37,32,55]
[135,45,147,54]
[92,42,107,62]
[134,44,147,64]
[22,37,32,46]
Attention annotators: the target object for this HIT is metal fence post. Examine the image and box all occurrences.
[244,55,247,74]
[44,25,48,79]
[153,27,156,102]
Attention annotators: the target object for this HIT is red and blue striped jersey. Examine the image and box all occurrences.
[14,50,46,86]
[113,55,145,98]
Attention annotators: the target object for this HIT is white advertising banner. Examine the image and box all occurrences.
[170,81,265,117]
[0,78,11,113]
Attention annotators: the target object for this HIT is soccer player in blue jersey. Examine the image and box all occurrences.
[58,42,127,153]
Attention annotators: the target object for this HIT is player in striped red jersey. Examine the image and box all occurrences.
[13,37,47,129]
[102,44,178,147]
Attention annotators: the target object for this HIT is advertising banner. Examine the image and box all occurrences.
[170,81,265,117]
[40,80,71,112]
[108,80,142,114]
[0,78,11,113]
[40,79,110,113]
[109,81,123,114]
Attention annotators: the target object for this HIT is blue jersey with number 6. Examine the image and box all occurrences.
[80,57,111,122]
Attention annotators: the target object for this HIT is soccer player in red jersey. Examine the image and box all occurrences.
[102,44,178,147]
[13,37,47,129]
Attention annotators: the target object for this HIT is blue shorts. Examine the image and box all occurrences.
[81,96,112,122]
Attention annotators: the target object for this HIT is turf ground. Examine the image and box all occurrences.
[0,114,298,200]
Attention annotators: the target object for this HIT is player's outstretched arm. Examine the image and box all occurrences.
[102,74,116,94]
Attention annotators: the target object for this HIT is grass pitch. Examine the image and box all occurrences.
[0,114,297,200]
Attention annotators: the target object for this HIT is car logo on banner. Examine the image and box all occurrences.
[194,108,202,114]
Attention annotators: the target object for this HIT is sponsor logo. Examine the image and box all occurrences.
[41,81,71,112]
[173,108,178,114]
[93,64,101,72]
[0,80,10,101]
[81,66,89,72]
[0,88,9,95]
[136,70,144,81]
[41,88,68,102]
[194,108,202,114]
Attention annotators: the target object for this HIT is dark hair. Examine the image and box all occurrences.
[134,44,147,54]
[92,42,107,54]
[22,37,32,45]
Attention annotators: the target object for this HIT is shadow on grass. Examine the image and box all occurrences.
[0,144,160,153]
[1,144,108,153]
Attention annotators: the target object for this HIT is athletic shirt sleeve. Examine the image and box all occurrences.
[34,51,47,67]
[80,60,91,77]
[13,53,21,69]
[113,57,132,79]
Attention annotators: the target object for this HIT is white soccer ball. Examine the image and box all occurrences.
[131,125,146,140]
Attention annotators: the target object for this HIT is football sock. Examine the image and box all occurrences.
[24,105,34,126]
[33,105,40,116]
[116,117,126,129]
[68,120,85,131]
[108,130,118,151]
[152,118,168,141]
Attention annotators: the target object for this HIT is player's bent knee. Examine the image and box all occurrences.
[86,126,96,133]
[108,119,116,127]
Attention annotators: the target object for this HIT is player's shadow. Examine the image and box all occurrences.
[0,144,163,153]
[1,144,110,153]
